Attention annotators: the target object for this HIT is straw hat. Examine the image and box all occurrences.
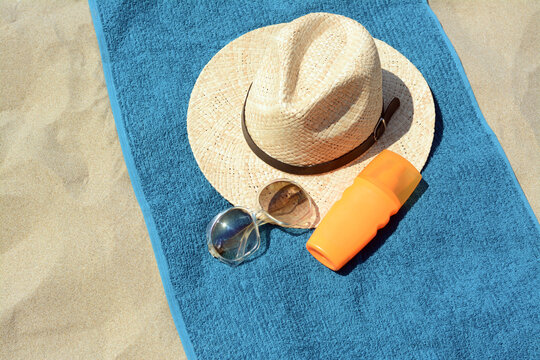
[187,13,434,226]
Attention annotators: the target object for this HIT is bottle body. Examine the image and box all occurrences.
[307,177,400,270]
[306,150,421,271]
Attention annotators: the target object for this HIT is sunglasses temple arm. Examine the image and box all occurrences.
[236,217,263,259]
[240,213,271,259]
[237,230,249,259]
[254,210,271,226]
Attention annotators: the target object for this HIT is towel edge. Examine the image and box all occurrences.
[87,1,199,359]
[423,1,539,228]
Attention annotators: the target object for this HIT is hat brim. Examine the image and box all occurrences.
[187,24,435,227]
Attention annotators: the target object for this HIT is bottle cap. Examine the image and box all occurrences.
[358,150,421,207]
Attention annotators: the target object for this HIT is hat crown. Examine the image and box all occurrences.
[245,13,383,166]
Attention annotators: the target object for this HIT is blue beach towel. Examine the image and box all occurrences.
[88,1,540,358]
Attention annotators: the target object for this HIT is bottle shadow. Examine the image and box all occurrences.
[246,178,428,270]
[336,178,429,276]
[244,87,441,268]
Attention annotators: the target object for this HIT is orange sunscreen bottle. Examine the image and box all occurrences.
[306,150,422,271]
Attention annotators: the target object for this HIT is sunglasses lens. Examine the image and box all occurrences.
[258,180,313,227]
[209,208,259,263]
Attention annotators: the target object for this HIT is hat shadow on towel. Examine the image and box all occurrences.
[333,70,434,275]
[340,69,415,171]
[244,69,419,269]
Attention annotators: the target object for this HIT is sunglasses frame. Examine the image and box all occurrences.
[207,179,314,266]
[256,178,315,228]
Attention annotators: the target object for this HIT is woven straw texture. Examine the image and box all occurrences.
[245,13,382,166]
[188,13,435,222]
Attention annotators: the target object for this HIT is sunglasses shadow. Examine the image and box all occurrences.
[336,178,429,276]
[241,223,314,265]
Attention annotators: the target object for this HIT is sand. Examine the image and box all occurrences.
[430,0,540,215]
[0,0,538,358]
[0,1,184,359]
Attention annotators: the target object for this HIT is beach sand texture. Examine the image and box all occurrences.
[1,1,184,358]
[1,0,538,359]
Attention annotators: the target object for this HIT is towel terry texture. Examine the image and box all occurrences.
[88,0,540,359]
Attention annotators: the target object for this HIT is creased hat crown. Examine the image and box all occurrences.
[245,13,383,166]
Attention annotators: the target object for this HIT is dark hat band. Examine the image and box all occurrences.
[241,83,400,175]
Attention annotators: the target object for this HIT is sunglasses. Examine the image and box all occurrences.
[207,179,315,266]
